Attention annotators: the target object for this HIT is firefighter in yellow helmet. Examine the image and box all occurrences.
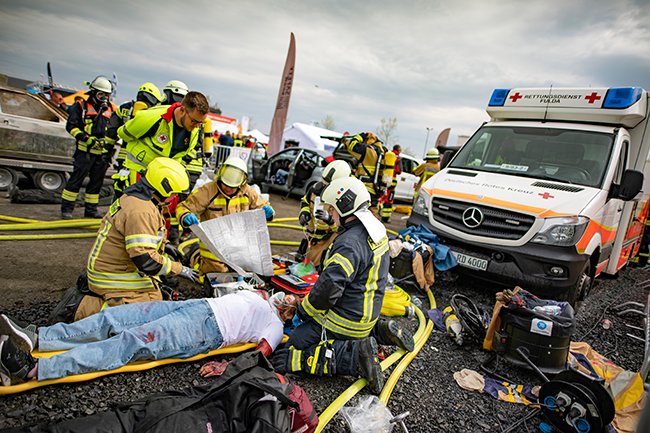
[73,158,199,321]
[414,147,440,196]
[61,76,116,220]
[106,82,162,181]
[176,157,275,285]
[297,159,351,266]
[344,132,392,218]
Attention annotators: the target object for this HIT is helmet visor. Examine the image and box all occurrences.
[220,165,246,188]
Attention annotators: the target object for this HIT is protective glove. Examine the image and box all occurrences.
[182,154,193,164]
[292,314,306,329]
[160,284,185,301]
[164,244,184,262]
[298,212,310,226]
[200,361,230,377]
[263,205,275,221]
[315,209,334,225]
[178,266,200,283]
[271,348,290,374]
[183,213,199,226]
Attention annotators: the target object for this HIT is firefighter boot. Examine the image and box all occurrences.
[357,337,384,395]
[378,319,414,352]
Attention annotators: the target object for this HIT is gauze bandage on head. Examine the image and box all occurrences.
[268,292,296,319]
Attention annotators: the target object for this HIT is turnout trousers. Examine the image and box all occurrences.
[61,149,108,215]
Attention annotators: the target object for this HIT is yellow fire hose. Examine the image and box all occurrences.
[0,221,101,231]
[315,289,434,432]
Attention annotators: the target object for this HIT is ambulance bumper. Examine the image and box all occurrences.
[407,211,589,299]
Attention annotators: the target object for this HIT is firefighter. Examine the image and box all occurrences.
[414,147,440,196]
[176,157,275,283]
[60,76,116,220]
[161,80,189,104]
[107,82,162,180]
[233,134,244,147]
[272,177,414,395]
[297,160,351,266]
[379,146,400,223]
[74,158,199,321]
[344,132,391,218]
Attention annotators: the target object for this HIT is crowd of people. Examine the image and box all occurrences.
[0,74,433,400]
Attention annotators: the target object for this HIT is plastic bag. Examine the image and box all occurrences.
[290,260,315,277]
[340,396,393,433]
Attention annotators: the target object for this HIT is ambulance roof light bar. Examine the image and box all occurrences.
[603,87,643,109]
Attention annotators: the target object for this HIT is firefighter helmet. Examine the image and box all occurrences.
[322,160,351,185]
[85,76,113,94]
[145,157,190,198]
[164,80,188,96]
[216,157,248,188]
[137,82,162,106]
[321,177,370,218]
[426,148,440,160]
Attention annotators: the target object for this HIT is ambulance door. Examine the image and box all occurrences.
[605,137,632,274]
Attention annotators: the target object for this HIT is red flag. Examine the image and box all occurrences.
[267,33,296,157]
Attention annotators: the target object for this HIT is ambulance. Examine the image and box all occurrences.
[409,87,648,306]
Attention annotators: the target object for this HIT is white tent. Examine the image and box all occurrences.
[281,123,342,152]
[246,129,269,144]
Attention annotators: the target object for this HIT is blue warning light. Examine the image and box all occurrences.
[488,89,510,106]
[603,87,643,109]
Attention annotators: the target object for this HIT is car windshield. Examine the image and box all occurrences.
[449,126,615,188]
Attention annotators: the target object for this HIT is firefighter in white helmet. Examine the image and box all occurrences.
[162,80,189,104]
[297,159,351,266]
[414,147,440,196]
[272,177,414,395]
[176,157,275,286]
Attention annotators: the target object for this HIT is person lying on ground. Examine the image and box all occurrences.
[0,291,298,386]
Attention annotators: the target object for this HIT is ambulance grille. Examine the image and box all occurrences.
[431,197,535,240]
[530,181,584,193]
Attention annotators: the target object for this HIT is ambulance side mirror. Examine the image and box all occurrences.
[617,169,643,201]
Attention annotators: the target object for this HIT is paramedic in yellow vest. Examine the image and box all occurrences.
[77,158,200,321]
[344,132,389,218]
[176,157,275,279]
[414,148,440,195]
[107,82,162,179]
[61,76,116,220]
[116,91,208,193]
[297,160,351,266]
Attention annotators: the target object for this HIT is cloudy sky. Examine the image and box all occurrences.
[1,0,650,157]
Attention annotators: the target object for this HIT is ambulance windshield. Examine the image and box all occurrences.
[449,126,614,188]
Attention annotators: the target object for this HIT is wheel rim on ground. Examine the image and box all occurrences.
[0,167,18,190]
[35,171,65,191]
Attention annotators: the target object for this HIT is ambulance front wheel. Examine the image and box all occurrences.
[564,259,593,312]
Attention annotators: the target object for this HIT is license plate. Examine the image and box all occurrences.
[452,251,488,271]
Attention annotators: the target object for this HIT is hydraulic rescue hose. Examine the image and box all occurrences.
[315,288,435,432]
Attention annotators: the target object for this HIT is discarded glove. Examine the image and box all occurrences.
[160,284,184,301]
[164,244,183,262]
[299,212,311,226]
[200,361,230,377]
[263,205,275,221]
[183,213,199,226]
[271,348,290,374]
[314,209,333,225]
[179,266,200,283]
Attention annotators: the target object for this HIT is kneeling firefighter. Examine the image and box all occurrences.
[272,177,415,395]
[176,157,275,282]
[74,158,200,321]
[297,159,351,267]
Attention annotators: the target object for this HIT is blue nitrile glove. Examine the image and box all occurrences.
[183,213,199,226]
[292,314,306,328]
[263,205,275,221]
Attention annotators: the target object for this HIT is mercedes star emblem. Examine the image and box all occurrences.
[462,207,483,228]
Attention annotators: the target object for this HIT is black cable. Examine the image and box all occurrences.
[451,294,487,341]
[501,407,542,433]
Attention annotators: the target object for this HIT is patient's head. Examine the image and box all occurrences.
[269,292,300,321]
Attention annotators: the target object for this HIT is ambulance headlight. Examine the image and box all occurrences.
[530,216,589,246]
[412,191,430,218]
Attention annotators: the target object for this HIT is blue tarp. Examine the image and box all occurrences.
[397,224,458,271]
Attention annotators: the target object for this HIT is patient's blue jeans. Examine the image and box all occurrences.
[38,299,221,381]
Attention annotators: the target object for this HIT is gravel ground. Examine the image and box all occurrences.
[0,191,648,432]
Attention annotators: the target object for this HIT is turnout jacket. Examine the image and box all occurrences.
[414,160,440,191]
[298,218,389,338]
[176,181,268,269]
[345,133,391,196]
[86,180,183,293]
[299,182,337,242]
[66,98,115,154]
[118,103,200,173]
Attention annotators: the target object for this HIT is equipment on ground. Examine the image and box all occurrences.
[442,306,463,345]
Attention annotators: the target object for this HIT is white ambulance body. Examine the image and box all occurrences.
[409,87,648,306]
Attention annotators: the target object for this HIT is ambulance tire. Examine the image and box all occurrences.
[564,260,592,312]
